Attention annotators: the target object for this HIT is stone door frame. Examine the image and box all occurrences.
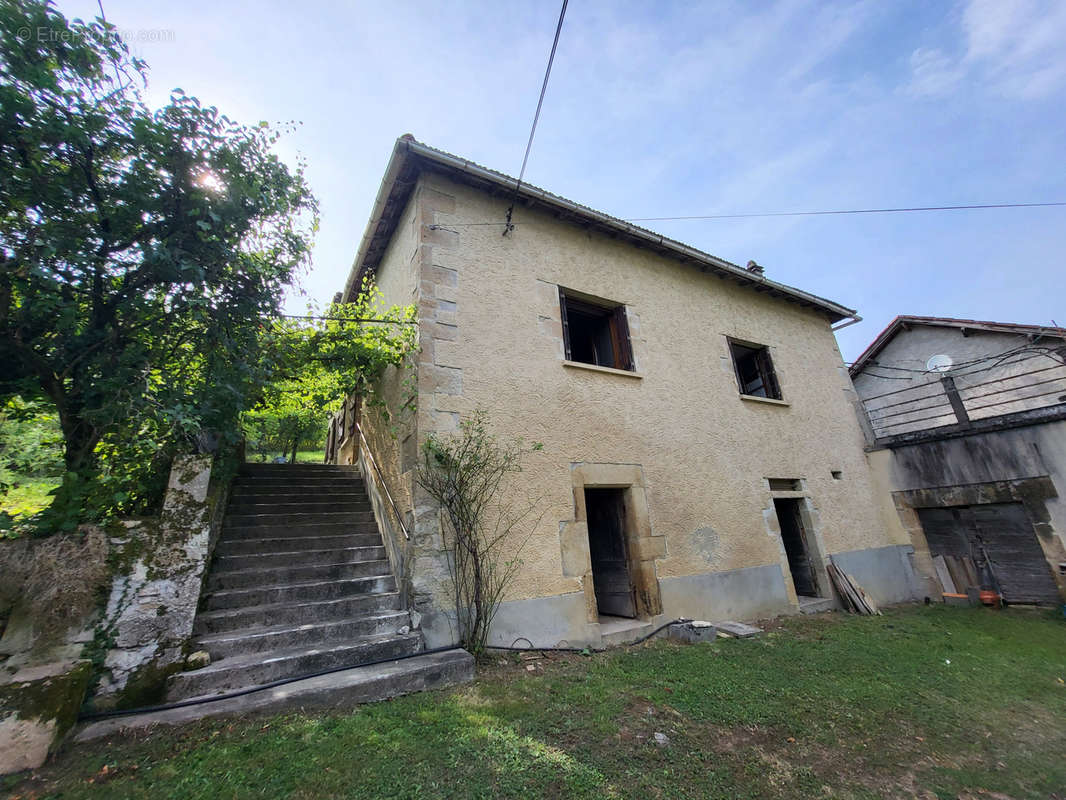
[559,463,665,622]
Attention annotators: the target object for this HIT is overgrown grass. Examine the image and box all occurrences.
[5,606,1065,799]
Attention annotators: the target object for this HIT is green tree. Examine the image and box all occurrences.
[247,282,417,462]
[0,1,317,525]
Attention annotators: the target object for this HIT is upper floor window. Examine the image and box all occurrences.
[559,288,634,371]
[729,339,781,399]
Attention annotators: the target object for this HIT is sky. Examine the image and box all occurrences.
[56,0,1066,360]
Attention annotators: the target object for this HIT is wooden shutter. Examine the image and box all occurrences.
[757,347,781,399]
[558,286,572,360]
[612,305,634,371]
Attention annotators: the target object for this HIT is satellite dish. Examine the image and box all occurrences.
[926,354,954,372]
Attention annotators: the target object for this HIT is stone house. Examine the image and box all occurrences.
[331,135,921,649]
[851,315,1066,605]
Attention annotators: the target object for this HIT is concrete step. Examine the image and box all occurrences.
[224,511,374,528]
[193,592,404,636]
[231,480,364,492]
[598,616,655,647]
[215,533,383,557]
[798,596,836,614]
[214,545,386,572]
[165,635,425,701]
[228,492,367,506]
[206,560,392,591]
[226,501,372,516]
[238,464,360,477]
[221,517,378,539]
[203,574,397,612]
[195,612,413,659]
[80,648,473,740]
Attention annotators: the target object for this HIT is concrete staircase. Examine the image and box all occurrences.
[160,463,471,710]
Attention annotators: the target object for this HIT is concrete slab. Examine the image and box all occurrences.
[76,649,473,742]
[665,621,718,644]
[715,621,764,638]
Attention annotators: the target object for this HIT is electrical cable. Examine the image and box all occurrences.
[625,201,1066,222]
[440,201,1066,229]
[277,314,414,324]
[489,618,692,653]
[503,0,569,234]
[78,644,459,721]
[78,619,694,722]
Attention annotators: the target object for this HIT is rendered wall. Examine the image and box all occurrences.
[394,171,911,645]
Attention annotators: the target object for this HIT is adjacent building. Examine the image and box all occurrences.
[850,315,1066,605]
[331,135,922,648]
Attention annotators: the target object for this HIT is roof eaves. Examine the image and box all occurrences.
[343,137,859,323]
[848,315,1066,377]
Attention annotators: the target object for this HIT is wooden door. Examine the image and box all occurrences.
[586,489,636,618]
[918,503,1059,604]
[775,498,820,597]
[969,503,1059,604]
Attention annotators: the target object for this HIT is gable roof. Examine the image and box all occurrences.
[849,315,1066,377]
[342,135,859,324]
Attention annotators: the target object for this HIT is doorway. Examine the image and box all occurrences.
[774,498,821,598]
[585,488,636,618]
[917,502,1059,604]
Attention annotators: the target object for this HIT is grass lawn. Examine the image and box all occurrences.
[4,606,1065,799]
[0,476,59,522]
[245,450,327,465]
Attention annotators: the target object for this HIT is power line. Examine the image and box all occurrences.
[277,314,414,325]
[504,0,569,234]
[626,202,1066,222]
[437,201,1066,229]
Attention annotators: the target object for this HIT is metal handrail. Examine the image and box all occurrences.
[355,422,410,540]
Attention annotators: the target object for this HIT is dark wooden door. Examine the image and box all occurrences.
[586,488,636,618]
[969,503,1059,604]
[774,498,820,597]
[918,503,1059,604]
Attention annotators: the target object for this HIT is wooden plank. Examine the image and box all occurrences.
[848,576,882,616]
[943,556,970,591]
[828,563,866,613]
[843,572,873,615]
[828,563,858,612]
[827,560,883,615]
[932,555,957,594]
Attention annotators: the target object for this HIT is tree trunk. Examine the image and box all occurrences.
[54,398,100,475]
[290,438,298,464]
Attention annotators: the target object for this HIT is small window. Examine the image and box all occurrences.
[559,288,634,371]
[768,478,801,492]
[730,339,781,399]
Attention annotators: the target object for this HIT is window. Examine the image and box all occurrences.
[559,288,634,371]
[729,339,781,399]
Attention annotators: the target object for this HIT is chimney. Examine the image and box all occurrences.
[746,260,765,276]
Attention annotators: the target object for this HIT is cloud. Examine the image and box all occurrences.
[905,47,965,96]
[905,0,1066,99]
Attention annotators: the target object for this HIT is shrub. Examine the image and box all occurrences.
[416,411,543,657]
